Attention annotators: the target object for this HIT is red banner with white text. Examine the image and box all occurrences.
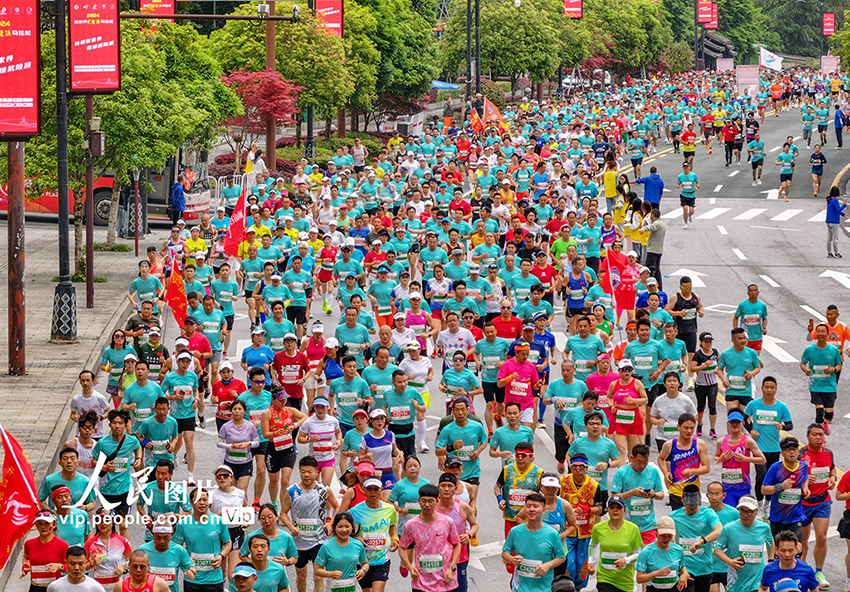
[0,0,40,139]
[315,0,344,36]
[563,0,582,18]
[69,1,121,93]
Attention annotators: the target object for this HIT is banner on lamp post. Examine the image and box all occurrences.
[563,0,582,18]
[69,1,121,93]
[315,0,344,36]
[697,0,712,23]
[0,0,40,140]
[705,2,718,29]
[140,0,175,22]
[823,12,835,36]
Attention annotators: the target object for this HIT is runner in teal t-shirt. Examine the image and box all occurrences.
[612,454,665,533]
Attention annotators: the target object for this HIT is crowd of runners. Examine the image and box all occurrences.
[22,67,850,592]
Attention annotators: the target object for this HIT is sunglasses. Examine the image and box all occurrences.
[253,379,266,384]
[515,452,531,459]
[215,473,231,479]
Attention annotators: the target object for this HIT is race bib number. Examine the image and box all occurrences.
[508,488,534,507]
[743,314,760,326]
[344,343,361,356]
[680,537,703,556]
[587,468,603,480]
[601,552,626,570]
[811,466,830,484]
[412,324,427,336]
[419,554,444,574]
[629,497,651,516]
[112,456,129,473]
[390,406,411,421]
[338,392,358,406]
[150,440,169,454]
[729,375,747,389]
[191,553,216,571]
[149,567,177,583]
[662,422,678,435]
[329,578,357,592]
[455,445,474,460]
[652,575,677,589]
[510,381,530,397]
[683,309,697,320]
[517,558,543,578]
[778,488,801,505]
[755,410,777,424]
[574,359,591,371]
[31,566,60,586]
[721,468,743,484]
[377,306,392,316]
[363,532,388,548]
[296,518,319,532]
[812,365,829,377]
[483,356,500,368]
[570,289,585,300]
[739,544,763,563]
[134,408,152,421]
[404,501,422,516]
[634,356,652,369]
[227,448,248,462]
[273,434,294,450]
[616,409,635,424]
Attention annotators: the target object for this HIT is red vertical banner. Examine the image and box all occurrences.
[140,0,175,22]
[706,3,718,29]
[315,0,344,36]
[0,0,41,139]
[563,0,582,18]
[823,13,835,36]
[69,1,121,93]
[697,0,712,23]
[0,426,40,570]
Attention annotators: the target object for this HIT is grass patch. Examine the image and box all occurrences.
[94,243,132,252]
[53,275,108,283]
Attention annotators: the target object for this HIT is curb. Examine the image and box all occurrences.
[0,296,134,590]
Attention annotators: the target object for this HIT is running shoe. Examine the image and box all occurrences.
[198,414,206,429]
[557,462,566,474]
[824,421,831,436]
[419,442,430,453]
[253,501,262,513]
[710,429,717,439]
[815,572,829,588]
[696,425,703,436]
[687,378,695,391]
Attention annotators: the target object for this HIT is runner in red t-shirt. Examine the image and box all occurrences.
[799,424,836,576]
[492,304,523,341]
[212,361,247,432]
[272,337,312,408]
[23,512,69,590]
[531,252,557,304]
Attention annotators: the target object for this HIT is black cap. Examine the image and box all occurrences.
[146,246,157,253]
[183,316,197,325]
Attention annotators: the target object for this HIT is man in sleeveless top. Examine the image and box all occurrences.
[665,277,704,391]
[658,413,711,510]
[114,551,170,592]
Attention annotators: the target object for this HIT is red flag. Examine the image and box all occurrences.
[0,426,39,569]
[224,187,246,258]
[483,97,502,125]
[469,108,484,134]
[600,250,636,311]
[165,265,189,329]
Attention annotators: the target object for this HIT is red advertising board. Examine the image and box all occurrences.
[315,0,344,36]
[823,12,835,36]
[563,0,582,18]
[705,2,718,29]
[140,0,174,22]
[697,0,712,23]
[69,1,120,93]
[0,0,41,139]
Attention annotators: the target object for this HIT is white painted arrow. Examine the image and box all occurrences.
[468,540,506,571]
[819,269,850,289]
[761,189,780,200]
[668,268,707,288]
[762,335,799,363]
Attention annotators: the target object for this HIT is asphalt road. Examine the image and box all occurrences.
[13,104,850,592]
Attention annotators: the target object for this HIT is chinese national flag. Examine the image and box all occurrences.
[600,250,636,311]
[0,425,39,569]
[165,263,189,329]
[483,97,502,125]
[469,108,485,134]
[224,187,246,258]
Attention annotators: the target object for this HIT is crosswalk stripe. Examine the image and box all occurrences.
[732,248,747,260]
[728,170,739,177]
[713,185,722,192]
[696,208,730,219]
[661,209,681,219]
[717,225,727,235]
[808,210,827,222]
[800,305,827,322]
[759,274,780,288]
[770,209,803,221]
[733,208,767,220]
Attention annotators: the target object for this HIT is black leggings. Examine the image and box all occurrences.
[695,383,718,416]
[725,141,734,165]
[755,451,780,501]
[554,422,570,463]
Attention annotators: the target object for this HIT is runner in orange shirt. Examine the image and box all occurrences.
[770,80,784,117]
[806,304,850,380]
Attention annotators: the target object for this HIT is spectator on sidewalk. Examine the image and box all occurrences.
[826,185,847,258]
[634,167,664,209]
[170,175,185,225]
[641,208,666,289]
[835,104,845,149]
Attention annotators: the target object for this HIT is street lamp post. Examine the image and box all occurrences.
[798,0,825,58]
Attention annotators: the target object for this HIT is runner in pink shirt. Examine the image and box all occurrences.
[585,352,618,422]
[399,483,462,592]
[497,341,541,428]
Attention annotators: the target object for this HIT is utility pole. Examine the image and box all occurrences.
[466,0,472,99]
[265,1,277,171]
[52,0,78,343]
[85,97,94,308]
[305,0,316,160]
[7,142,25,375]
[475,0,481,95]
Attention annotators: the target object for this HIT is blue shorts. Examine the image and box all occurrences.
[802,499,832,526]
[724,487,751,507]
[379,470,397,490]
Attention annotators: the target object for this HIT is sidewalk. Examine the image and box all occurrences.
[0,221,165,588]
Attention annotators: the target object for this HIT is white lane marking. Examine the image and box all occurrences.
[669,269,707,288]
[762,335,799,363]
[714,185,722,192]
[661,209,682,219]
[710,197,716,204]
[555,333,568,351]
[696,207,730,219]
[763,189,780,200]
[794,136,801,141]
[236,339,250,362]
[770,209,803,221]
[749,225,801,232]
[728,170,739,177]
[717,225,727,235]
[800,305,827,321]
[732,248,747,260]
[733,208,766,220]
[769,146,782,153]
[537,428,557,457]
[468,540,507,571]
[758,275,780,288]
[808,210,827,222]
[819,269,850,289]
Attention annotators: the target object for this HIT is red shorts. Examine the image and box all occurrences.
[608,408,645,435]
[641,529,657,544]
[317,269,334,283]
[432,309,443,321]
[747,340,762,352]
[505,519,520,539]
[515,191,529,201]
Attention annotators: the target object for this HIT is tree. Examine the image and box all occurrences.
[584,0,672,71]
[717,0,779,62]
[221,70,302,174]
[662,41,694,72]
[342,0,381,118]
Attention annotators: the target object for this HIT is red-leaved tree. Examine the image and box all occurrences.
[221,69,303,175]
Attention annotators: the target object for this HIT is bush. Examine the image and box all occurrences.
[436,89,462,102]
[480,79,505,110]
